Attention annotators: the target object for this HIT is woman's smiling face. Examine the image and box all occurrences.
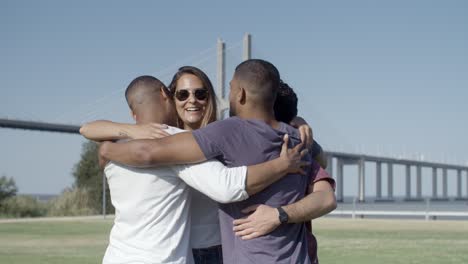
[174,73,208,130]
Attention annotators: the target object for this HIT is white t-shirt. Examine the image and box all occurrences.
[102,126,249,264]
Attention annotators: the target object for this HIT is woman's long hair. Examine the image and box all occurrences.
[168,66,218,128]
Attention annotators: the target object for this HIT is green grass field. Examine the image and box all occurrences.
[0,217,467,264]
[314,218,468,264]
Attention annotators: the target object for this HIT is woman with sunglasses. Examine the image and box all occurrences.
[166,66,224,264]
[169,66,217,130]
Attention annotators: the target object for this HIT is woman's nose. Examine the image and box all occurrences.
[187,93,197,103]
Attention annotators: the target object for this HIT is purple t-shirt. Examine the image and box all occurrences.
[193,117,311,264]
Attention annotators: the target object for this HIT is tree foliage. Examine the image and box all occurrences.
[72,141,113,214]
[48,187,99,216]
[0,195,47,217]
[0,175,18,202]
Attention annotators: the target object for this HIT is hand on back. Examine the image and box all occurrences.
[279,134,310,175]
[290,116,314,151]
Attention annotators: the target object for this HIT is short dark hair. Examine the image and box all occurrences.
[274,80,298,124]
[125,75,167,110]
[234,59,280,107]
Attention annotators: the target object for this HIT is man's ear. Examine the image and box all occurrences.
[238,87,247,105]
[161,87,175,113]
[161,87,169,100]
[130,109,137,122]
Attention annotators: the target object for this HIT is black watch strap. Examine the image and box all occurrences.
[277,207,289,224]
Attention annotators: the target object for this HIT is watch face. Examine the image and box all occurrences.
[279,213,288,223]
[278,208,289,223]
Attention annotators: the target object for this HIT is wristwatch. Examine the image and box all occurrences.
[277,207,289,224]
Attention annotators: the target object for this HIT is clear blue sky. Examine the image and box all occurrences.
[1,0,467,197]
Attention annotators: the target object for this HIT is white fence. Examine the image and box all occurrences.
[329,197,468,220]
[329,209,468,220]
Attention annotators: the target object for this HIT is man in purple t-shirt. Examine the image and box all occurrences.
[192,117,312,263]
[100,59,336,263]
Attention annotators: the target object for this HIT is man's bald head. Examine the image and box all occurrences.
[125,75,167,111]
[233,59,280,108]
[124,75,174,124]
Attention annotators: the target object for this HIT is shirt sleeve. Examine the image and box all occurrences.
[103,162,116,180]
[172,160,249,203]
[192,118,242,160]
[309,160,336,190]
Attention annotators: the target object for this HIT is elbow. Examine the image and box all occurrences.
[245,185,261,197]
[98,141,110,160]
[79,124,89,137]
[329,199,338,212]
[325,192,337,213]
[80,123,97,141]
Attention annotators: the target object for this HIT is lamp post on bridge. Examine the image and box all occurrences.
[216,33,251,118]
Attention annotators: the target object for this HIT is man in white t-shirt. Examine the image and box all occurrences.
[102,126,248,264]
[80,76,308,264]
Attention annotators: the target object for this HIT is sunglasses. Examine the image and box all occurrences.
[175,88,209,101]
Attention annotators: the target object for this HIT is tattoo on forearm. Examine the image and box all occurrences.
[118,131,128,137]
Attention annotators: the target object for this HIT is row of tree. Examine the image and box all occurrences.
[72,141,114,214]
[0,140,114,217]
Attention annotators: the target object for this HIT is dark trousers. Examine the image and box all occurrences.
[192,245,223,264]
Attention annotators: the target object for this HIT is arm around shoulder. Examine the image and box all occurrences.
[99,132,207,167]
[80,120,134,142]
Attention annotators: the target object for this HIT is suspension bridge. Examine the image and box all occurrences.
[1,34,467,214]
